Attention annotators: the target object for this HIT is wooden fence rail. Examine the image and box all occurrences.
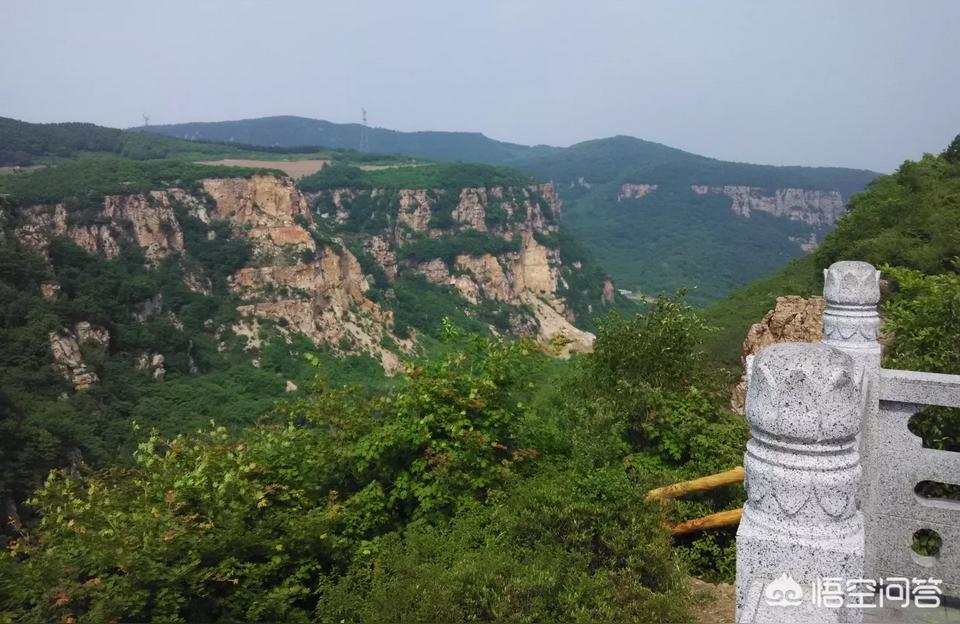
[645,466,745,535]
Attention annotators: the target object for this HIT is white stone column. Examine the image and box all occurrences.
[736,342,866,623]
[821,261,882,582]
[822,261,882,369]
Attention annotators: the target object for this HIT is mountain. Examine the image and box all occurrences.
[137,117,880,304]
[133,115,555,164]
[703,134,960,365]
[512,135,879,305]
[0,146,624,512]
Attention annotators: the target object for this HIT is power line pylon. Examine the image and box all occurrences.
[359,108,369,151]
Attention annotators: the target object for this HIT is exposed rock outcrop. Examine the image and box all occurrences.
[455,254,513,302]
[136,352,167,381]
[49,322,110,390]
[74,321,110,353]
[509,231,558,296]
[365,235,398,281]
[15,172,600,381]
[413,230,591,352]
[16,192,185,261]
[203,175,314,250]
[326,188,356,222]
[40,282,61,301]
[453,188,488,231]
[602,279,615,304]
[619,183,658,200]
[518,292,594,357]
[396,189,432,233]
[730,296,825,414]
[231,247,409,373]
[102,193,185,260]
[691,185,845,226]
[417,258,451,284]
[535,183,562,224]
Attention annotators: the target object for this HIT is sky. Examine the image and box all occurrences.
[2,0,958,172]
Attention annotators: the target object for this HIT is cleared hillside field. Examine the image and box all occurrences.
[196,158,330,179]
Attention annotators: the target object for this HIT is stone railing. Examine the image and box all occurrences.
[736,261,960,622]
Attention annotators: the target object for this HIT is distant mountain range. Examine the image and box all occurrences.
[137,116,880,304]
[134,115,555,164]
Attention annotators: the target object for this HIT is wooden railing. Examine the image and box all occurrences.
[645,466,744,535]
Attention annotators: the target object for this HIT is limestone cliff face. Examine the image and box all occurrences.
[365,235,398,281]
[619,183,658,200]
[455,254,513,302]
[18,172,601,379]
[691,185,845,226]
[453,188,488,231]
[511,231,559,296]
[313,182,591,354]
[17,191,185,261]
[730,296,825,414]
[203,175,314,249]
[15,173,406,373]
[395,189,433,233]
[231,247,410,374]
[49,322,110,390]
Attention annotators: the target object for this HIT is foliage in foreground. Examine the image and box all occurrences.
[882,265,960,455]
[0,296,745,622]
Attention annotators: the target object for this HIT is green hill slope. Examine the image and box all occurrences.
[0,117,410,167]
[703,135,960,365]
[512,136,877,305]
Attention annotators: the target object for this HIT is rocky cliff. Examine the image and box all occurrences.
[691,185,845,226]
[49,322,110,390]
[202,175,314,249]
[230,246,411,373]
[14,172,608,383]
[730,295,825,414]
[619,183,658,200]
[17,191,185,261]
[311,182,597,355]
[15,173,406,377]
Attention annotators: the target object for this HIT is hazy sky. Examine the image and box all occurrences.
[2,0,958,172]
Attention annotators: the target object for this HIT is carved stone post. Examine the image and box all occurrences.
[736,342,866,622]
[821,261,882,582]
[822,260,881,369]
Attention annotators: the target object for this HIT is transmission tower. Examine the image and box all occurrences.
[142,114,151,127]
[359,108,369,151]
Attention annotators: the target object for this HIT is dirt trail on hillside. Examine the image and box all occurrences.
[689,577,736,624]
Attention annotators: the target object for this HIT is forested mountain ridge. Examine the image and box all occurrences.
[0,116,411,167]
[137,116,880,304]
[132,115,557,164]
